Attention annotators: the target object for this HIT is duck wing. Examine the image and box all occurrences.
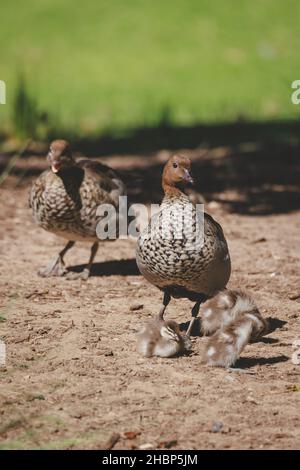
[77,159,126,207]
[28,170,49,210]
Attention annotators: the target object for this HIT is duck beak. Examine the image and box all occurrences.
[51,161,61,173]
[184,169,194,184]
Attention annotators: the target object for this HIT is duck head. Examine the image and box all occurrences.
[47,139,75,173]
[162,154,193,194]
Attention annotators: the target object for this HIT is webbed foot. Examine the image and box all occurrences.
[66,268,90,281]
[38,256,67,277]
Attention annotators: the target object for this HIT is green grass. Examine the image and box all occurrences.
[0,415,111,450]
[0,0,300,137]
[0,437,92,450]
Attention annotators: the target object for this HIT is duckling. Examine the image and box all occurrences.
[201,289,268,337]
[29,139,126,280]
[137,313,192,358]
[136,154,231,335]
[202,290,268,367]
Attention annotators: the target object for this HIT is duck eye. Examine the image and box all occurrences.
[173,162,178,169]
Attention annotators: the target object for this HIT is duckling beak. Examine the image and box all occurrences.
[184,169,194,184]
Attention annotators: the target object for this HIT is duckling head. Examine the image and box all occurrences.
[47,139,75,174]
[162,154,194,193]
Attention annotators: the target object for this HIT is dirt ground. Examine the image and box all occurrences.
[0,148,299,450]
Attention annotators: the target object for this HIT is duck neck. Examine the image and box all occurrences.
[162,182,189,203]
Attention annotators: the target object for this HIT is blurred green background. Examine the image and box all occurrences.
[0,0,299,139]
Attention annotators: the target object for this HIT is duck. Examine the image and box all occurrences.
[137,311,192,358]
[29,139,126,280]
[136,154,231,334]
[202,290,268,367]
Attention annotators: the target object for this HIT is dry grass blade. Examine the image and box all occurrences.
[104,432,120,450]
[0,139,32,186]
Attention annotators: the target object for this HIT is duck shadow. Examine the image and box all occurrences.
[257,337,279,344]
[252,317,287,344]
[68,258,140,277]
[266,317,287,335]
[180,318,202,337]
[234,355,289,369]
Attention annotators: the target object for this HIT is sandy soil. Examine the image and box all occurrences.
[0,149,299,450]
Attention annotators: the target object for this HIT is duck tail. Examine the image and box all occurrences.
[202,290,268,367]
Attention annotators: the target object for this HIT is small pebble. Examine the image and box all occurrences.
[104,351,114,357]
[211,421,223,433]
[139,443,154,450]
[130,303,144,312]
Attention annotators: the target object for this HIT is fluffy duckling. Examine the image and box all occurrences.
[29,139,126,280]
[137,313,192,358]
[202,290,268,367]
[136,154,231,334]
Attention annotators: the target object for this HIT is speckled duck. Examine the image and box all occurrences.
[29,139,126,279]
[136,154,231,334]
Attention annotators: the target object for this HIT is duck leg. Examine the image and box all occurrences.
[158,292,171,320]
[186,300,201,337]
[38,241,75,277]
[66,241,99,280]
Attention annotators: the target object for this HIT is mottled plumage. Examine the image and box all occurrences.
[137,192,230,298]
[202,290,268,367]
[30,159,125,241]
[137,314,191,358]
[29,140,126,279]
[136,154,231,335]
